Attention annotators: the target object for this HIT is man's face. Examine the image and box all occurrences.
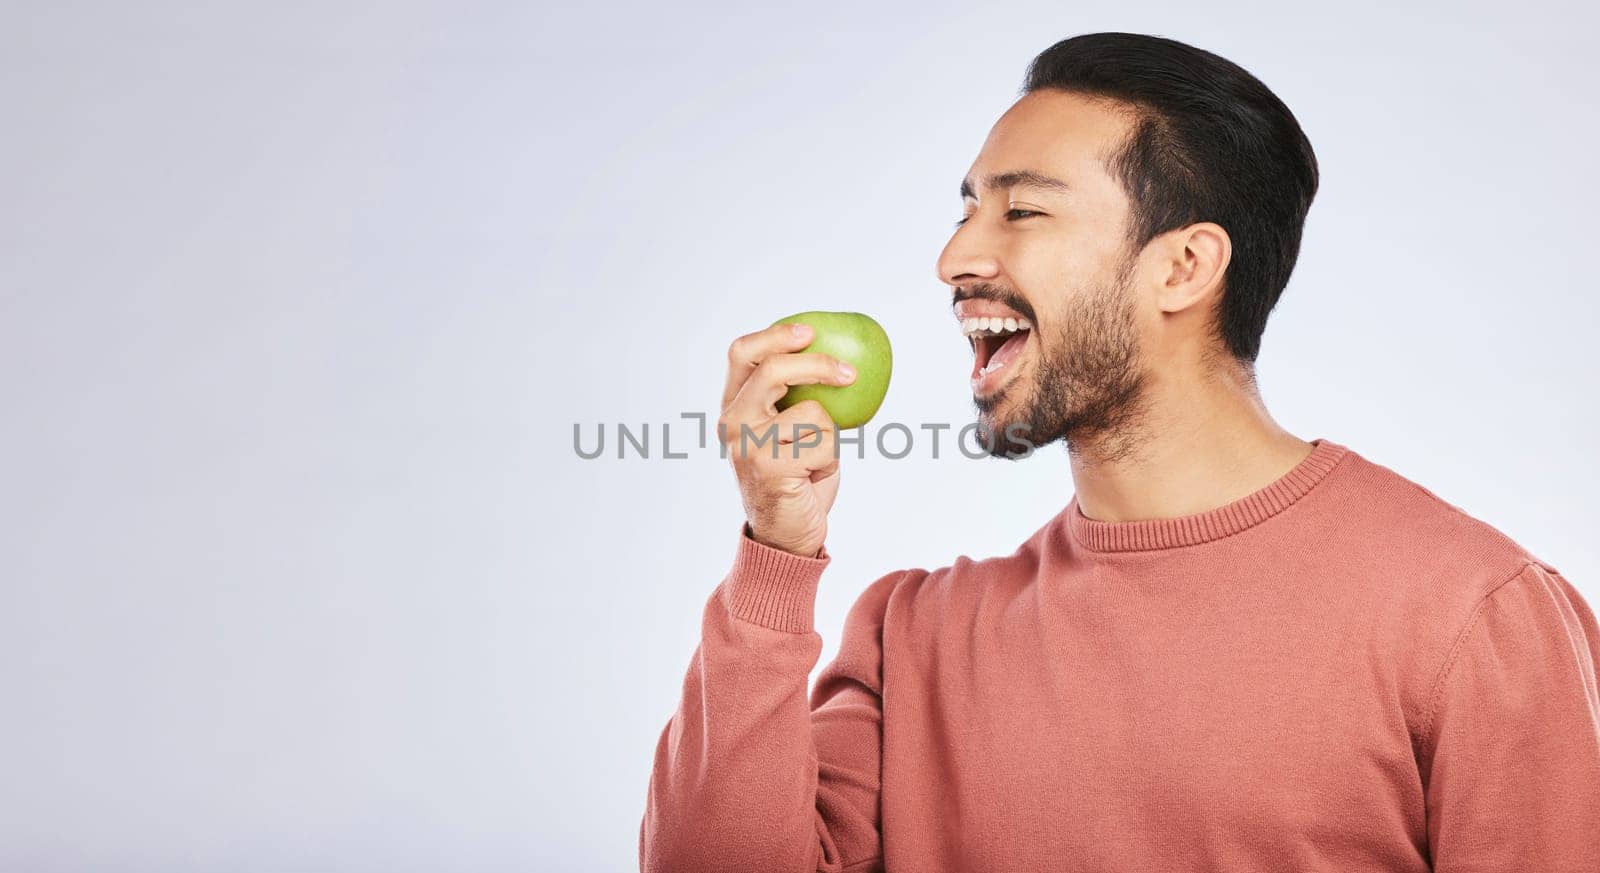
[937,89,1153,457]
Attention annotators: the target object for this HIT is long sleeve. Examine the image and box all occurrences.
[639,524,900,873]
[1421,560,1600,871]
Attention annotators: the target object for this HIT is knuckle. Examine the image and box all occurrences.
[750,358,784,387]
[793,399,834,426]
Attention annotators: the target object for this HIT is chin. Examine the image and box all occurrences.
[973,392,1038,458]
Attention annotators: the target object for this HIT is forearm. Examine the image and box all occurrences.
[640,532,833,872]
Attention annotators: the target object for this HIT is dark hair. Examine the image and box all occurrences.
[1022,32,1318,363]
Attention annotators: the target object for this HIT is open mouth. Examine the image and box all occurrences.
[962,315,1032,389]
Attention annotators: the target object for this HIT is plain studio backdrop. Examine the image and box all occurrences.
[2,1,1596,871]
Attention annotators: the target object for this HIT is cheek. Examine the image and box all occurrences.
[1011,231,1137,334]
[1013,229,1104,292]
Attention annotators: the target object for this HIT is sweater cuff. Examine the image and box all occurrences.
[722,523,831,633]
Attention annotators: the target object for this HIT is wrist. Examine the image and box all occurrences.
[728,522,831,633]
[744,522,824,559]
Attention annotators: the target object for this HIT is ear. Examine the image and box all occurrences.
[1153,222,1230,315]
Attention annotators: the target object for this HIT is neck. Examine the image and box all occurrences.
[1065,357,1314,523]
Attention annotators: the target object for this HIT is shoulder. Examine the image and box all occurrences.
[1332,446,1545,598]
[1326,444,1580,736]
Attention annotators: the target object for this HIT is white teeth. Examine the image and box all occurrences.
[960,315,1035,337]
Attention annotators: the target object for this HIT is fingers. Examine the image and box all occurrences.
[724,400,839,474]
[722,322,818,410]
[772,399,837,446]
[717,331,848,560]
[726,352,855,424]
[781,402,841,483]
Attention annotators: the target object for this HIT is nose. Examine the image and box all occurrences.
[936,221,1002,288]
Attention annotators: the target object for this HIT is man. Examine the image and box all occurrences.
[639,32,1600,872]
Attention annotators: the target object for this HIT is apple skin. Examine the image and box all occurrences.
[770,310,892,429]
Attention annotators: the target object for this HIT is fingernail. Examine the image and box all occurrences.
[791,324,811,339]
[838,361,855,380]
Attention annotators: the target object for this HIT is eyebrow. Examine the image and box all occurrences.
[959,169,1072,200]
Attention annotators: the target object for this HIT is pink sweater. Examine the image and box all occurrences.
[640,438,1600,871]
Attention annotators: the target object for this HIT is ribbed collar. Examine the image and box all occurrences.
[1066,438,1350,553]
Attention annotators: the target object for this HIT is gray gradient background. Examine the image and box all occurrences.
[3,2,1597,871]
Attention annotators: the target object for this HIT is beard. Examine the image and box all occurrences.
[972,255,1149,459]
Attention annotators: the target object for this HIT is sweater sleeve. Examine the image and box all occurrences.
[639,523,901,873]
[1421,560,1600,872]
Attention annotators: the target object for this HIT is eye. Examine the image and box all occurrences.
[953,209,1041,228]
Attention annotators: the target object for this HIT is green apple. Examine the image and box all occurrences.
[770,310,892,429]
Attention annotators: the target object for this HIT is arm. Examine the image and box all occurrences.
[639,524,899,873]
[1421,560,1600,871]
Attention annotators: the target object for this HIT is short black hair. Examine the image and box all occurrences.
[1022,32,1319,363]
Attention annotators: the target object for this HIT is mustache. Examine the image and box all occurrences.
[951,283,1038,325]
